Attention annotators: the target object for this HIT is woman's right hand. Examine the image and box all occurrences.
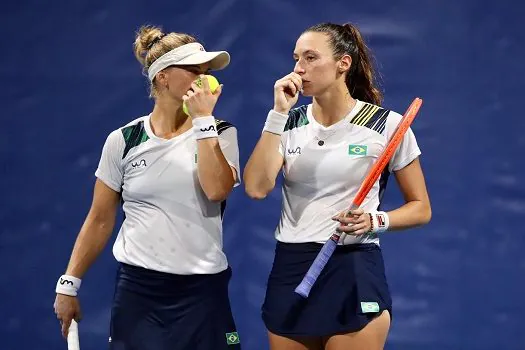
[54,294,82,338]
[273,72,303,114]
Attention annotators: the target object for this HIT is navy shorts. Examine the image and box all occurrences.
[109,263,241,350]
[262,242,392,337]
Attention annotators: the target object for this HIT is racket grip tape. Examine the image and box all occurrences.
[294,236,338,298]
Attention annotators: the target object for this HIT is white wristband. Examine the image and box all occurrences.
[55,275,82,296]
[263,110,289,135]
[192,116,218,140]
[369,211,390,233]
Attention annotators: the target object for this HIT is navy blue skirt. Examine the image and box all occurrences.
[109,263,241,350]
[262,242,392,337]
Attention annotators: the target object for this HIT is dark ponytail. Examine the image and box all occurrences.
[304,22,383,105]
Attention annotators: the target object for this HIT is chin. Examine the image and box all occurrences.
[301,87,314,97]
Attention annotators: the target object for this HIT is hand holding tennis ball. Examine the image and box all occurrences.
[182,74,222,118]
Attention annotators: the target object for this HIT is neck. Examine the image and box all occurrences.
[149,96,191,139]
[312,83,356,127]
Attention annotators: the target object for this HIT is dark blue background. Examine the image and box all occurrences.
[2,1,524,349]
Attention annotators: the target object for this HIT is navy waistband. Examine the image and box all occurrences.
[275,241,380,254]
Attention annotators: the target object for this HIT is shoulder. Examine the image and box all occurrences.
[349,102,392,135]
[214,118,236,135]
[101,116,148,159]
[284,105,309,132]
[118,116,148,141]
[380,108,417,139]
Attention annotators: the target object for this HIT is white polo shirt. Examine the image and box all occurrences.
[95,115,240,275]
[276,100,421,245]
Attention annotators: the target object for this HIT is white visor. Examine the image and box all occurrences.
[147,42,230,81]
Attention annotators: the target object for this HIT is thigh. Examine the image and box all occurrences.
[324,310,391,350]
[109,286,164,350]
[161,268,240,350]
[110,265,240,350]
[193,292,241,350]
[268,331,323,350]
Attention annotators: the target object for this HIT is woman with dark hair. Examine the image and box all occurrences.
[244,22,431,350]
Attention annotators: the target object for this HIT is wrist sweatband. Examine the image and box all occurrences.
[369,211,390,233]
[193,116,218,139]
[55,275,82,296]
[263,110,288,135]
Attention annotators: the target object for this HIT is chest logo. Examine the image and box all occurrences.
[287,146,302,155]
[131,159,147,168]
[348,145,367,156]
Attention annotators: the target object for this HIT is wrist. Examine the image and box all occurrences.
[191,112,213,119]
[55,275,82,296]
[263,109,289,135]
[192,116,218,140]
[368,211,390,234]
[273,106,290,115]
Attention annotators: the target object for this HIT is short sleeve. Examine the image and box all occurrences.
[218,126,241,186]
[278,134,286,157]
[94,130,125,192]
[385,111,422,172]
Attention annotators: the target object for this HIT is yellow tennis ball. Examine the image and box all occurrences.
[183,75,220,116]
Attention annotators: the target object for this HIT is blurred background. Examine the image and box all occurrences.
[1,0,524,349]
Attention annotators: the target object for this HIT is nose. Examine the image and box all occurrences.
[294,61,305,75]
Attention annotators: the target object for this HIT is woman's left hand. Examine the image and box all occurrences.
[332,208,372,236]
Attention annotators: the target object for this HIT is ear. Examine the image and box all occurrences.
[156,70,169,89]
[338,54,352,73]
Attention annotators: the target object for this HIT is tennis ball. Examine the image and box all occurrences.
[183,75,220,116]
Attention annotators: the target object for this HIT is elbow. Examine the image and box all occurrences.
[423,207,432,225]
[245,188,269,200]
[88,209,116,231]
[207,194,228,202]
[243,173,274,200]
[244,180,272,200]
[203,183,234,202]
[204,189,231,202]
[201,175,236,202]
[419,203,432,225]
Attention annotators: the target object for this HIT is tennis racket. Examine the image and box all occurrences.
[294,97,423,298]
[67,320,80,350]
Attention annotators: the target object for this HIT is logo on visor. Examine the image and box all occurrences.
[198,44,205,51]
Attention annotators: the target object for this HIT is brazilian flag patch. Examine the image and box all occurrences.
[348,144,367,155]
[226,332,240,345]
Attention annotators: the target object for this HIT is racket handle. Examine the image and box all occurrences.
[67,320,80,350]
[294,234,339,298]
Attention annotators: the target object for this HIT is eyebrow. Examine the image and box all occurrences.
[293,49,318,58]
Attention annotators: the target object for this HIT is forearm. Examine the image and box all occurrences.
[197,138,235,202]
[65,212,115,278]
[243,132,282,199]
[386,199,432,231]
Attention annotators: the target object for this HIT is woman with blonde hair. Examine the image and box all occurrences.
[54,25,241,349]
